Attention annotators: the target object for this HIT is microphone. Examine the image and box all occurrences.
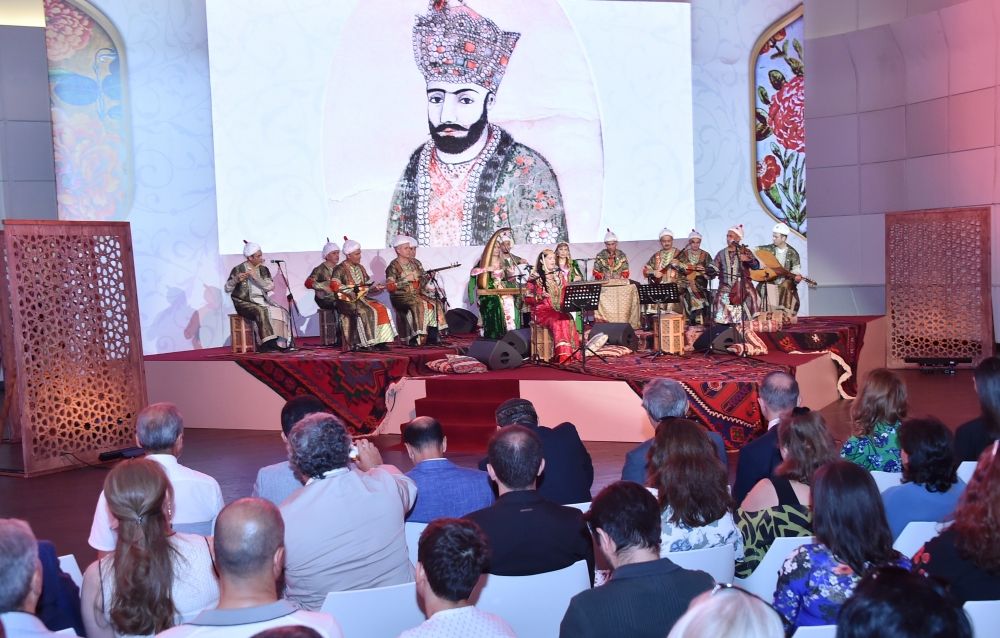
[271,259,285,264]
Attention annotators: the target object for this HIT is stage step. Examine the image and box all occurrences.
[413,379,520,451]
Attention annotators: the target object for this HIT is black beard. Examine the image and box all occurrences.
[428,103,489,155]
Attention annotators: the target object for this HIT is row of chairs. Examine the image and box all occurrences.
[870,460,977,493]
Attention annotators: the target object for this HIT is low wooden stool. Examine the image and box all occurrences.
[229,313,255,354]
[531,323,554,362]
[652,313,685,354]
[319,308,340,346]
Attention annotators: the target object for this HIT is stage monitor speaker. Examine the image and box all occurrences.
[466,338,523,370]
[445,308,478,334]
[693,325,738,351]
[501,328,532,356]
[590,323,638,351]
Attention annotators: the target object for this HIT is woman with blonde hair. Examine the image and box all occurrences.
[81,459,218,637]
[840,368,907,471]
[667,585,784,638]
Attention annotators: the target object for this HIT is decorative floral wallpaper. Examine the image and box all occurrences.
[753,6,806,236]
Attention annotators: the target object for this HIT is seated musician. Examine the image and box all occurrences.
[711,224,760,324]
[304,239,341,311]
[331,237,397,351]
[676,229,715,324]
[641,227,684,317]
[755,222,803,316]
[593,229,629,280]
[524,249,580,363]
[475,231,528,339]
[385,235,443,346]
[225,241,291,352]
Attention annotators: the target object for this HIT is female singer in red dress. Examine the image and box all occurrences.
[525,249,580,363]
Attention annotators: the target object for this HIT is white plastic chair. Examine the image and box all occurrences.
[473,560,590,638]
[793,625,837,637]
[964,600,1000,638]
[57,554,83,589]
[957,460,977,484]
[404,521,427,567]
[734,536,814,600]
[321,581,425,638]
[565,501,591,513]
[665,543,737,584]
[869,470,903,493]
[892,521,941,558]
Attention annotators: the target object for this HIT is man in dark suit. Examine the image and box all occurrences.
[559,481,714,638]
[466,426,594,578]
[732,371,800,504]
[621,378,728,484]
[403,416,494,522]
[478,398,593,504]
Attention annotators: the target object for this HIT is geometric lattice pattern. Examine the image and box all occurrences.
[0,221,146,475]
[885,208,993,369]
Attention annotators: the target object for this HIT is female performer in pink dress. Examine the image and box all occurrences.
[525,249,580,363]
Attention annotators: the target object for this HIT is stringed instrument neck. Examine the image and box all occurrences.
[750,249,818,287]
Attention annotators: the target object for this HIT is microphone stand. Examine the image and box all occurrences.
[425,271,449,344]
[272,261,299,352]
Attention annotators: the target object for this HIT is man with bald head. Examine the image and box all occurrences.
[159,498,342,637]
[403,416,493,523]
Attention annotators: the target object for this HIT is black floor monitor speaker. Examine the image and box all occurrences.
[501,328,532,356]
[693,325,738,351]
[590,323,638,351]
[466,338,523,370]
[445,308,478,334]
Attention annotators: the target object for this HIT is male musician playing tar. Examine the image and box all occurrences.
[756,222,803,316]
[331,238,397,351]
[712,225,760,324]
[386,235,443,346]
[593,229,629,280]
[641,227,683,316]
[676,229,714,324]
[304,239,341,311]
[225,241,292,352]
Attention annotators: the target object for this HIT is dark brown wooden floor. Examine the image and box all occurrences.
[0,369,980,563]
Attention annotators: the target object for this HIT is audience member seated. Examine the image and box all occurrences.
[253,396,327,506]
[882,418,964,539]
[280,414,416,610]
[560,482,713,638]
[955,356,1000,461]
[401,518,515,637]
[466,426,594,578]
[89,403,224,552]
[81,459,220,637]
[478,398,593,505]
[402,417,494,523]
[840,369,906,472]
[666,585,784,638]
[733,372,800,504]
[737,411,836,577]
[648,419,742,556]
[159,498,342,637]
[36,540,85,636]
[621,379,728,484]
[773,461,909,632]
[0,519,79,637]
[914,442,1000,602]
[837,566,971,638]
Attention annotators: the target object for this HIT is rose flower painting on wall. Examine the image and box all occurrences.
[753,6,805,237]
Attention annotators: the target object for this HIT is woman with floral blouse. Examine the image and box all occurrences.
[840,369,907,472]
[773,461,910,632]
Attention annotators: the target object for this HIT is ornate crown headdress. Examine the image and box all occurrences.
[412,0,520,93]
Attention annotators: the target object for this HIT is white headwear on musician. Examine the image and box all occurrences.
[342,236,361,255]
[658,228,674,239]
[392,235,412,248]
[243,241,261,258]
[322,239,340,257]
[604,228,618,243]
[728,224,744,240]
[772,222,791,237]
[688,229,703,240]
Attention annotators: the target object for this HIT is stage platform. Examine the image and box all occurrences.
[144,316,885,450]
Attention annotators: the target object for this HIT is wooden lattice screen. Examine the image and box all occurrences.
[885,208,994,369]
[0,221,146,476]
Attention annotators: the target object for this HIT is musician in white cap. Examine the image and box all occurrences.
[386,235,444,345]
[225,241,291,352]
[676,229,715,324]
[305,239,341,312]
[593,229,630,280]
[330,238,397,351]
[640,228,683,317]
[755,222,803,316]
[711,225,760,324]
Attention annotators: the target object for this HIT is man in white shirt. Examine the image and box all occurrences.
[399,518,515,638]
[88,403,224,552]
[157,498,341,638]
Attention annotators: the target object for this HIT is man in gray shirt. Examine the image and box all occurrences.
[252,395,327,505]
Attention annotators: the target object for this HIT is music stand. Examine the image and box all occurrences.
[562,282,607,371]
[637,283,681,359]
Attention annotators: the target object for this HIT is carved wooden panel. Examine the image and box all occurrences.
[885,208,993,369]
[0,221,146,475]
